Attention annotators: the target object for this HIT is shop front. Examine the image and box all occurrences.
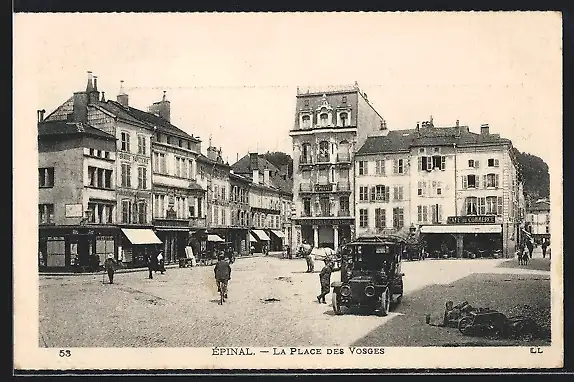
[296,218,354,250]
[39,225,118,272]
[269,229,285,251]
[251,229,270,253]
[419,216,503,258]
[118,228,163,268]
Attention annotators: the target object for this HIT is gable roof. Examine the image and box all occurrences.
[38,120,116,140]
[356,126,512,156]
[231,154,293,194]
[117,102,199,142]
[44,97,74,122]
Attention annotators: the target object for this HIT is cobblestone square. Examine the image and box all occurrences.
[39,253,551,348]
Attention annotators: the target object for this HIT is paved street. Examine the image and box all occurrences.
[39,252,551,348]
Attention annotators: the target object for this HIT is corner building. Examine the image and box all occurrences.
[290,84,386,250]
[354,120,525,258]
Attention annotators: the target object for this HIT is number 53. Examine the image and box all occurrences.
[59,349,71,357]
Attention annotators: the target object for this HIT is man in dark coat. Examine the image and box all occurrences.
[214,255,232,299]
[147,252,157,279]
[317,260,340,304]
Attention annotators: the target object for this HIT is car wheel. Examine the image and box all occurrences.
[380,288,390,316]
[458,316,473,335]
[332,292,342,315]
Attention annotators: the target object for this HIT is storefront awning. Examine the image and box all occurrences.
[121,228,163,245]
[420,224,502,234]
[249,233,258,242]
[207,234,224,242]
[270,230,285,238]
[252,229,270,241]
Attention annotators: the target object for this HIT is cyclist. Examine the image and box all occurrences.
[214,255,231,300]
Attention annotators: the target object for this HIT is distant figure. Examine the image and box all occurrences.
[526,239,534,259]
[309,252,316,272]
[104,254,116,284]
[317,260,340,304]
[541,239,549,258]
[157,251,165,274]
[147,252,157,279]
[300,241,313,272]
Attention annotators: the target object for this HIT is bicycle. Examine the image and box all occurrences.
[217,279,228,305]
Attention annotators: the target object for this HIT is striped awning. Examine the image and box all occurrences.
[252,229,270,241]
[270,230,285,238]
[249,233,258,242]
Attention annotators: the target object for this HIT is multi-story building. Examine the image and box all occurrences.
[97,90,207,264]
[232,153,293,253]
[38,112,117,270]
[195,145,232,253]
[290,84,386,250]
[228,171,252,255]
[354,119,525,258]
[526,199,550,243]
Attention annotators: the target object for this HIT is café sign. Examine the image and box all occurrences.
[447,215,496,224]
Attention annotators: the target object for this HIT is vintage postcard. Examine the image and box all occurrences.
[13,12,563,371]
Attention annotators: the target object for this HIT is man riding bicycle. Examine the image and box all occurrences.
[214,255,231,300]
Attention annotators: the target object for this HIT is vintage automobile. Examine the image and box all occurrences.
[331,234,405,316]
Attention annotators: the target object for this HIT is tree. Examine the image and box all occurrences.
[513,148,549,207]
[262,151,293,178]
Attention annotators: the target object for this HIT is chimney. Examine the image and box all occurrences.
[100,92,106,102]
[456,119,460,127]
[72,91,89,122]
[117,80,129,107]
[206,146,218,161]
[88,75,100,103]
[86,71,94,92]
[481,124,490,135]
[263,168,270,186]
[37,109,46,123]
[249,152,259,171]
[252,169,260,184]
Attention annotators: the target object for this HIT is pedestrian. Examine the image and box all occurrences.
[104,253,116,284]
[526,238,534,259]
[541,239,549,258]
[147,252,156,279]
[309,252,315,272]
[301,241,312,272]
[157,250,165,274]
[317,260,340,304]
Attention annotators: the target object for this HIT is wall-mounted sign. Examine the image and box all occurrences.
[447,215,496,224]
[65,204,83,218]
[314,184,333,192]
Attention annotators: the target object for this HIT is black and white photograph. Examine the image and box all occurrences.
[13,11,563,370]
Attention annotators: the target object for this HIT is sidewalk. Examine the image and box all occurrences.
[38,253,286,277]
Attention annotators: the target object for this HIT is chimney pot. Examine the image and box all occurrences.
[101,91,106,102]
[93,76,98,91]
[456,119,460,127]
[481,124,490,135]
[86,71,94,92]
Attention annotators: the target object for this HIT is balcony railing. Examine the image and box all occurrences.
[338,210,351,217]
[316,155,331,163]
[299,157,313,165]
[300,183,313,192]
[336,153,351,162]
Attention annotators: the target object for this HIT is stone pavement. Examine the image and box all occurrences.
[39,256,551,348]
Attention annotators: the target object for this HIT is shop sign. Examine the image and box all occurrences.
[447,215,496,224]
[314,184,333,192]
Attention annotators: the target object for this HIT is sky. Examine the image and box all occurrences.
[15,12,562,165]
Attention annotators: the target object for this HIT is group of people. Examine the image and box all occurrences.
[101,250,167,284]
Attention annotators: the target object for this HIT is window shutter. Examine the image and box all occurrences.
[431,205,436,223]
[417,205,422,222]
[393,160,398,174]
[385,186,390,202]
[462,176,467,189]
[476,176,480,189]
[475,160,480,168]
[370,186,376,201]
[426,156,432,171]
[495,174,500,188]
[497,196,503,215]
[439,204,443,222]
[441,156,446,170]
[418,156,422,171]
[495,159,500,167]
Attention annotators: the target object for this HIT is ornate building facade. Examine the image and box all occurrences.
[289,84,386,250]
